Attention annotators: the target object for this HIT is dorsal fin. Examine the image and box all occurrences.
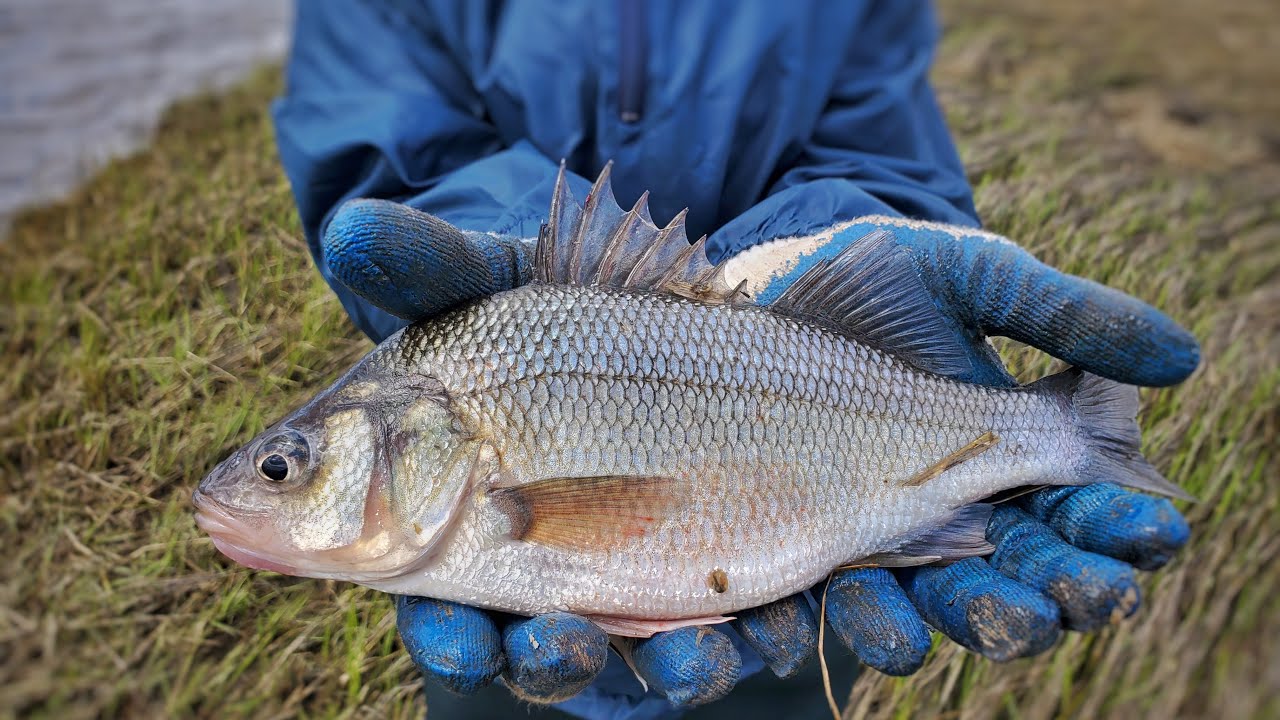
[767,231,974,377]
[533,163,742,303]
[535,165,579,283]
[568,162,629,285]
[595,190,652,285]
[535,166,973,378]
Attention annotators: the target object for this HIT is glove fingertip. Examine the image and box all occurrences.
[322,198,528,322]
[731,595,818,678]
[939,235,1199,387]
[1067,289,1200,387]
[633,626,742,707]
[324,198,411,279]
[825,568,931,676]
[901,559,1062,663]
[396,596,504,695]
[502,612,609,704]
[988,506,1143,631]
[1037,484,1191,570]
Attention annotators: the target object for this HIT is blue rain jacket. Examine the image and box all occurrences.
[273,1,980,337]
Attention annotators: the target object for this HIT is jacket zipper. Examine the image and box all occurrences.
[616,0,646,123]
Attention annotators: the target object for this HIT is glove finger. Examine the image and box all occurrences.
[987,505,1140,631]
[632,625,743,707]
[898,557,1061,662]
[823,568,932,676]
[730,593,818,678]
[500,612,609,704]
[396,596,504,695]
[1020,484,1190,571]
[323,198,530,322]
[911,235,1199,387]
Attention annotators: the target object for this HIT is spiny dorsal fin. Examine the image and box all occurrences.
[767,231,974,378]
[596,190,653,285]
[533,163,743,303]
[568,162,628,284]
[538,165,580,283]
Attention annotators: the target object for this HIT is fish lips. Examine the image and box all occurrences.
[193,490,300,576]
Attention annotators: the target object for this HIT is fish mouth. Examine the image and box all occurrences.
[192,491,420,582]
[193,491,300,576]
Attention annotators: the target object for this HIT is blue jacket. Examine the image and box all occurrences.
[273,1,979,338]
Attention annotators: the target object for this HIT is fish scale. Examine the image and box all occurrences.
[375,282,1073,619]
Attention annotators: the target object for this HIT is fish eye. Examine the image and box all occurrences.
[259,453,289,482]
[254,431,310,487]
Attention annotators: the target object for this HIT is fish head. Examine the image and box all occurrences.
[194,355,482,583]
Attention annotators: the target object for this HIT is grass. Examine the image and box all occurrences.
[1,1,1277,718]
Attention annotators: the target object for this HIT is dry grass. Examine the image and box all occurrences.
[2,1,1277,718]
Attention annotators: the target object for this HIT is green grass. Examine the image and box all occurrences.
[2,2,1278,718]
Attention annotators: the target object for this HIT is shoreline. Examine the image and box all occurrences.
[0,0,291,231]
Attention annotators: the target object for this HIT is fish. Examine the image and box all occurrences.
[193,165,1187,637]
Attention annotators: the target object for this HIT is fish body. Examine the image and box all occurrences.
[195,167,1182,636]
[368,282,1081,619]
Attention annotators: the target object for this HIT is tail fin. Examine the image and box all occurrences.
[1032,368,1192,501]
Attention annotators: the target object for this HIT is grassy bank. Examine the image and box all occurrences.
[2,2,1277,718]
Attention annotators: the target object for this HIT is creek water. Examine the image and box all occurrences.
[0,0,291,229]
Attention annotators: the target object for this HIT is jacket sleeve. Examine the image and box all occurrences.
[272,2,585,262]
[707,1,980,263]
[272,2,590,337]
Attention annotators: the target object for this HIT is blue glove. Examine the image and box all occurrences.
[321,199,1195,712]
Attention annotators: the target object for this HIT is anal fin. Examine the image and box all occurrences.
[852,503,995,567]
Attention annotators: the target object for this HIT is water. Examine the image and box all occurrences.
[0,0,291,229]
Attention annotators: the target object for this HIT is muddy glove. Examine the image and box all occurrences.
[319,197,1195,710]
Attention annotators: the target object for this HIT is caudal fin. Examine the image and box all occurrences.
[1032,368,1192,501]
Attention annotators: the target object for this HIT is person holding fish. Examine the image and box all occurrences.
[258,1,1198,717]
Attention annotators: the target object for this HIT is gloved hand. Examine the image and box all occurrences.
[319,197,1196,714]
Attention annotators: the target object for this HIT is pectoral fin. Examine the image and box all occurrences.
[488,475,679,552]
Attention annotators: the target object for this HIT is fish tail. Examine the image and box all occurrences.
[1033,368,1192,500]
